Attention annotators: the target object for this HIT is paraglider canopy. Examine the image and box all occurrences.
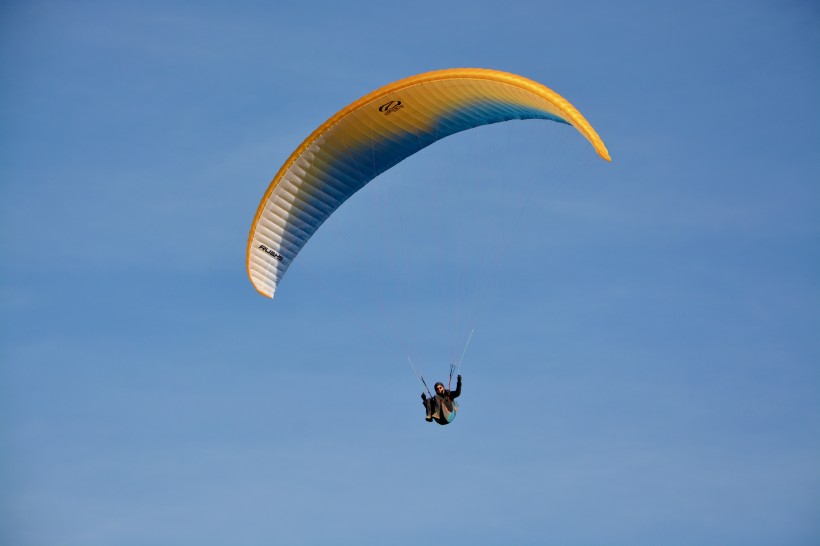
[246,68,610,299]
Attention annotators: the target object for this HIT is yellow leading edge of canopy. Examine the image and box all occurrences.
[247,68,611,298]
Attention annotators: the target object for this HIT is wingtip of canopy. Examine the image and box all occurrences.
[250,280,275,299]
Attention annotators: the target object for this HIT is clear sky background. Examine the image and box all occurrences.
[2,1,819,545]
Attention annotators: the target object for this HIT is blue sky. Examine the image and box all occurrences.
[1,1,819,545]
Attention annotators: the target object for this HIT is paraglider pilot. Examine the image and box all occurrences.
[422,375,461,422]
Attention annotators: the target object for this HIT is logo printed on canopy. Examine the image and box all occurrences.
[259,244,284,261]
[378,100,403,115]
